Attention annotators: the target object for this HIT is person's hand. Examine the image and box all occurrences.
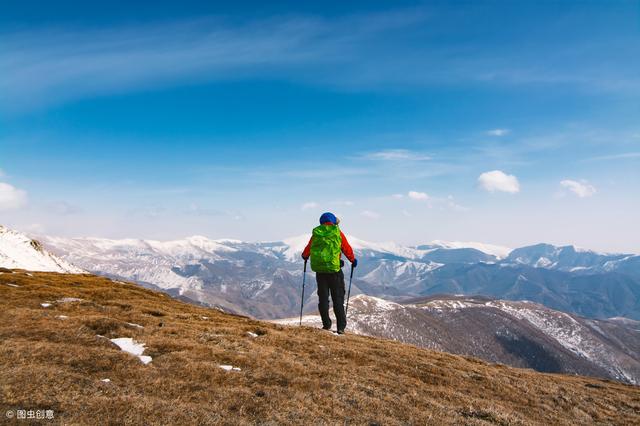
[352,258,358,268]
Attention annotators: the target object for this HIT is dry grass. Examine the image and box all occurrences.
[0,271,638,425]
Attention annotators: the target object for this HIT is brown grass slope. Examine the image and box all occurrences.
[0,271,638,425]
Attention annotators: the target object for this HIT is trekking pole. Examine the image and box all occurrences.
[345,263,354,317]
[299,259,307,326]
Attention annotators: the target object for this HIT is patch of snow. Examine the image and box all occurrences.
[569,266,590,272]
[100,378,111,383]
[57,297,83,303]
[40,302,52,308]
[219,364,241,371]
[534,257,553,268]
[139,355,152,364]
[5,283,19,287]
[126,322,144,329]
[201,316,209,320]
[421,299,475,312]
[247,332,258,338]
[56,315,69,320]
[110,337,152,364]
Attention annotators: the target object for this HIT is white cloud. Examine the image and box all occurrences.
[365,149,431,161]
[0,182,28,210]
[391,193,404,199]
[486,129,510,136]
[0,169,4,178]
[408,191,429,200]
[301,202,318,210]
[560,180,597,198]
[361,210,380,219]
[478,170,520,193]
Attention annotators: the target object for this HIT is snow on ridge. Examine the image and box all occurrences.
[429,240,512,259]
[486,301,592,356]
[0,225,83,273]
[351,294,403,312]
[361,259,442,283]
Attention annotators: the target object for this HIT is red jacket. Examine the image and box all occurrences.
[302,223,355,263]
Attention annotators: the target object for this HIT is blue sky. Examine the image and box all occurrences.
[1,0,639,252]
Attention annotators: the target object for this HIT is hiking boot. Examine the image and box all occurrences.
[322,326,331,331]
[336,329,345,335]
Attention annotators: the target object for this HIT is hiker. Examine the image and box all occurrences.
[301,212,357,334]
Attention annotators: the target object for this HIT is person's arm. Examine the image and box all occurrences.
[339,231,356,263]
[301,236,313,260]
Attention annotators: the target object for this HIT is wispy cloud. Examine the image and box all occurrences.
[48,201,82,215]
[0,182,28,210]
[486,129,510,136]
[331,200,355,207]
[586,152,640,161]
[3,5,636,112]
[283,167,371,179]
[560,180,596,198]
[407,191,429,200]
[478,170,520,194]
[184,203,223,216]
[0,12,425,111]
[301,201,318,210]
[364,149,431,161]
[361,210,380,219]
[445,195,468,212]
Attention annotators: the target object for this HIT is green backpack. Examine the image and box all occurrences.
[310,225,342,273]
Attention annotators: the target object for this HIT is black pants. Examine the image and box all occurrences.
[316,270,347,332]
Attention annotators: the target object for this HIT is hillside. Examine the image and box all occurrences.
[280,294,640,385]
[1,271,639,425]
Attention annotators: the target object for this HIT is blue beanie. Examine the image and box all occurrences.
[319,212,337,225]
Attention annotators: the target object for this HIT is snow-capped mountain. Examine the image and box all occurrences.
[504,243,633,272]
[0,225,83,273]
[36,231,640,320]
[277,294,640,385]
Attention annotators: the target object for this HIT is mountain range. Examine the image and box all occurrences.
[1,224,639,320]
[33,230,640,320]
